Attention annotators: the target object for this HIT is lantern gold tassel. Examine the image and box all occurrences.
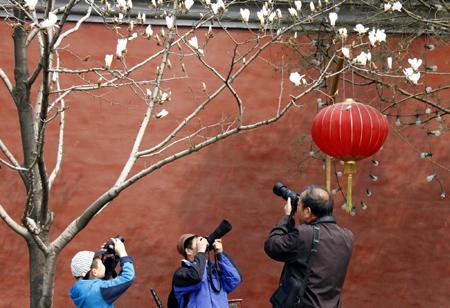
[344,161,357,213]
[325,155,331,192]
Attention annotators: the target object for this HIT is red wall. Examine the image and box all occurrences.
[0,22,449,307]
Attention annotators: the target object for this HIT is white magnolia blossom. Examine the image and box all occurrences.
[288,7,298,17]
[25,0,38,11]
[403,67,421,84]
[146,88,152,98]
[341,47,350,59]
[211,2,219,14]
[104,54,113,69]
[128,32,138,40]
[408,58,423,71]
[276,9,282,19]
[137,13,146,24]
[211,0,225,15]
[51,71,58,83]
[40,13,58,29]
[115,38,127,58]
[420,152,432,158]
[294,1,302,11]
[261,4,269,16]
[368,29,382,44]
[160,92,170,102]
[217,0,226,10]
[310,1,316,12]
[117,0,126,10]
[425,108,432,114]
[329,12,338,27]
[185,0,194,10]
[426,174,436,182]
[270,11,279,22]
[385,1,402,12]
[376,29,387,43]
[428,130,441,136]
[117,0,132,12]
[392,1,402,11]
[338,28,348,40]
[240,8,250,22]
[355,51,370,66]
[354,23,369,34]
[387,56,392,69]
[257,10,265,25]
[165,15,175,29]
[145,24,153,37]
[368,29,377,46]
[156,109,169,118]
[188,36,199,49]
[289,72,306,86]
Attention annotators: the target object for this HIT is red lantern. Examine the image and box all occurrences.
[311,98,389,212]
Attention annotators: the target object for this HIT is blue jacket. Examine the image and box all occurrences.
[69,256,135,308]
[172,252,242,308]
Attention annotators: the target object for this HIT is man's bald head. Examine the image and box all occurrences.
[300,185,333,218]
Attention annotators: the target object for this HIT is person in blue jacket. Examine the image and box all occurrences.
[168,233,242,308]
[69,238,135,307]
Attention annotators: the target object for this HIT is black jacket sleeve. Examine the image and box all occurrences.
[264,215,300,263]
[173,252,207,287]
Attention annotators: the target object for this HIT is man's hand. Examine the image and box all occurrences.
[284,197,292,216]
[197,237,208,253]
[112,238,128,258]
[212,239,223,254]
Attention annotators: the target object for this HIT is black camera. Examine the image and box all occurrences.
[273,182,300,213]
[206,220,232,249]
[103,235,125,254]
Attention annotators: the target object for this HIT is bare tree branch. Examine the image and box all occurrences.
[0,204,28,238]
[48,53,65,190]
[0,68,14,96]
[52,5,91,50]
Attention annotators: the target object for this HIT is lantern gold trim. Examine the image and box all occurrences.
[344,161,357,213]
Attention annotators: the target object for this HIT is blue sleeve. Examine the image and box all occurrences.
[217,252,242,293]
[99,256,135,304]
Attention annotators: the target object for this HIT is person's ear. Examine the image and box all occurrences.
[90,268,97,278]
[304,207,312,218]
[185,247,192,257]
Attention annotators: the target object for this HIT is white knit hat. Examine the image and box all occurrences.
[71,250,105,278]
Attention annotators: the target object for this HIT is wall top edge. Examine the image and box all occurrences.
[0,0,448,35]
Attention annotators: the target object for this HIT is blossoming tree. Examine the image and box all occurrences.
[0,0,448,307]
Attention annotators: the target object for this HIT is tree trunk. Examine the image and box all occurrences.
[28,236,57,308]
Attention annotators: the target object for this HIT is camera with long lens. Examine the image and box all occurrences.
[205,220,232,250]
[273,182,300,214]
[103,235,125,254]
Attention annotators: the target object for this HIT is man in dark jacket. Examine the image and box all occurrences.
[264,185,353,308]
[168,234,242,308]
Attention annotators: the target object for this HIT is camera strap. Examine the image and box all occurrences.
[207,252,222,293]
[296,225,321,306]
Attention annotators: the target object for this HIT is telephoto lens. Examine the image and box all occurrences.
[273,182,300,212]
[206,220,232,247]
